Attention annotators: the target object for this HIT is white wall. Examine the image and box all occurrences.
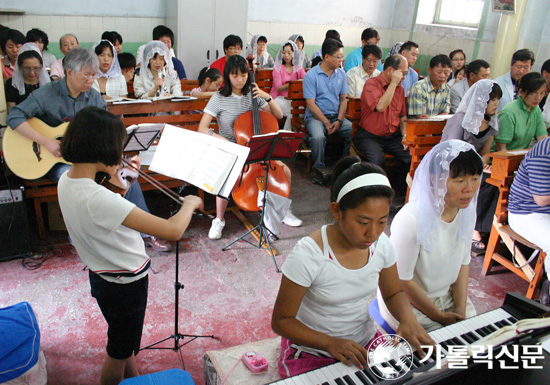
[516,0,550,71]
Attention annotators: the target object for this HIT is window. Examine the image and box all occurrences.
[434,0,484,27]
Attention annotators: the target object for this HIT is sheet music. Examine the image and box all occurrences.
[149,125,250,198]
[110,98,152,105]
[412,114,454,121]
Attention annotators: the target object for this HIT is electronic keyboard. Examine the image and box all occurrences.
[268,293,550,385]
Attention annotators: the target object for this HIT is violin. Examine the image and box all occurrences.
[231,58,290,212]
[95,162,139,196]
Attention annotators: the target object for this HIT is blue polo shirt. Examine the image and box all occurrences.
[509,137,550,215]
[304,64,349,119]
[402,66,419,96]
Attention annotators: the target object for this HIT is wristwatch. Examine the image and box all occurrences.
[336,118,343,125]
[265,97,273,103]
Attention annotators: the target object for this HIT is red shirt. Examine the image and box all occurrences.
[210,56,227,86]
[360,73,406,137]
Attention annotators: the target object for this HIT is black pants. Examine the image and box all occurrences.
[475,172,499,234]
[353,130,411,196]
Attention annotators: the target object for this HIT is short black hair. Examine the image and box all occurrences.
[61,107,126,167]
[449,49,465,61]
[331,156,394,212]
[361,28,380,42]
[198,66,222,87]
[399,41,419,53]
[541,59,550,74]
[485,82,503,121]
[0,29,25,55]
[362,44,382,60]
[429,54,452,69]
[295,36,304,46]
[257,36,267,44]
[517,72,547,95]
[223,34,243,51]
[26,28,50,50]
[325,29,341,41]
[118,52,136,70]
[384,54,402,70]
[152,25,174,45]
[466,59,490,78]
[449,149,483,178]
[94,40,113,56]
[511,49,535,66]
[101,31,123,46]
[322,38,343,59]
[17,49,42,67]
[220,55,251,97]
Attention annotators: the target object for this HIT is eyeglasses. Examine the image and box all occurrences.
[364,58,379,64]
[78,72,97,81]
[22,67,42,74]
[331,55,344,61]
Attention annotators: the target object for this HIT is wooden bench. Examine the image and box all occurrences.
[482,149,546,300]
[403,118,447,200]
[107,97,213,132]
[256,69,273,93]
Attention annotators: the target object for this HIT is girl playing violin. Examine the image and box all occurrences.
[57,106,203,385]
[198,55,302,240]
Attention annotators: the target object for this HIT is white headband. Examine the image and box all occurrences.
[336,174,392,203]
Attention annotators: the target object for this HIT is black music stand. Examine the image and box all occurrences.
[141,240,219,367]
[222,131,304,272]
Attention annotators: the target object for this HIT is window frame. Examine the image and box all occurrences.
[434,0,484,28]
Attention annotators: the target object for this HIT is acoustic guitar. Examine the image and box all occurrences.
[2,118,70,180]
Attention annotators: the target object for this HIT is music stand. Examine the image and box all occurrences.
[140,241,218,368]
[222,131,304,272]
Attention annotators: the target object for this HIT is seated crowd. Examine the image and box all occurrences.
[2,21,550,384]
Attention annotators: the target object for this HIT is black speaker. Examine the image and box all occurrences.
[0,188,32,261]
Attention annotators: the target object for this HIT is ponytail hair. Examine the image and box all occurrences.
[331,156,394,212]
[198,66,222,87]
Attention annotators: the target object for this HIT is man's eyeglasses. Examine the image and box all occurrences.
[78,72,97,81]
[22,67,42,74]
[331,55,344,61]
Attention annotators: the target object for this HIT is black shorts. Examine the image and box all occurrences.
[89,270,148,360]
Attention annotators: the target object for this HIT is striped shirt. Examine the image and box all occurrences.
[509,137,550,215]
[407,77,450,118]
[204,92,267,142]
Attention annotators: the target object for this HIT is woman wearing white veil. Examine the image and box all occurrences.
[270,41,306,131]
[91,40,127,100]
[133,41,182,99]
[378,140,483,332]
[246,35,275,70]
[288,34,311,70]
[6,42,50,112]
[442,79,502,253]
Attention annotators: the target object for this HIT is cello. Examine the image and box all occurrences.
[231,58,290,212]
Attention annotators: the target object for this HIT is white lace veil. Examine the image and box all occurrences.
[12,42,50,95]
[91,40,122,79]
[288,34,306,69]
[246,34,270,64]
[386,42,403,60]
[274,41,302,73]
[455,79,499,135]
[408,140,481,252]
[140,41,177,93]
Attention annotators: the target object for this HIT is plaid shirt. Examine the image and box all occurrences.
[407,77,450,117]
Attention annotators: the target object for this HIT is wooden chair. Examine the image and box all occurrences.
[181,80,199,95]
[127,81,135,98]
[286,80,307,133]
[403,118,447,200]
[256,70,273,93]
[482,150,546,300]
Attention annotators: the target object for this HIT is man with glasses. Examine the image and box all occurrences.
[353,55,411,197]
[210,34,243,79]
[7,47,171,251]
[495,48,535,111]
[303,38,352,183]
[407,54,452,119]
[345,44,382,98]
